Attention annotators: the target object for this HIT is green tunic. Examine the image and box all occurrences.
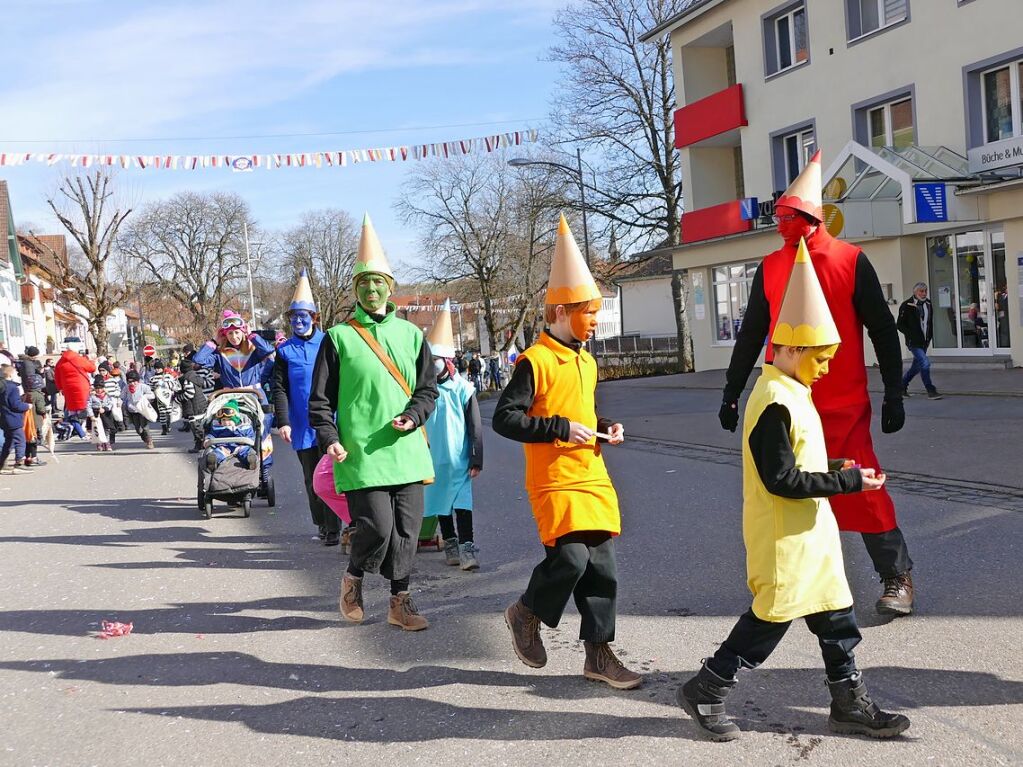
[325,303,434,492]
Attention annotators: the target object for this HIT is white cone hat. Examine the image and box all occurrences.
[776,149,824,222]
[352,213,395,287]
[771,237,841,347]
[546,215,602,305]
[426,299,456,358]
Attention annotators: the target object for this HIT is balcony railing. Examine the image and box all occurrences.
[674,83,747,148]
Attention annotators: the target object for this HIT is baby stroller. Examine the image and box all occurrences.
[196,388,276,519]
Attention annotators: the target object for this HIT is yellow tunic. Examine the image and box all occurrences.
[742,365,853,622]
[519,332,621,546]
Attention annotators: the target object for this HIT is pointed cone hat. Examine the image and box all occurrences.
[426,299,457,358]
[771,238,841,347]
[352,213,395,287]
[288,268,317,314]
[776,149,824,222]
[546,215,601,305]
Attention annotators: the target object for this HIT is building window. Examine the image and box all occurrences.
[866,96,914,148]
[763,3,808,77]
[982,59,1023,143]
[712,262,760,343]
[770,123,816,192]
[846,0,908,41]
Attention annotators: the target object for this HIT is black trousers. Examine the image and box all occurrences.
[296,445,338,533]
[522,531,618,643]
[345,483,424,581]
[861,527,913,579]
[708,606,862,683]
[128,412,151,443]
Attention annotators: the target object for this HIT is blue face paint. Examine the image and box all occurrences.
[290,310,314,336]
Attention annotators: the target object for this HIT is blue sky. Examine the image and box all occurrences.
[0,0,564,277]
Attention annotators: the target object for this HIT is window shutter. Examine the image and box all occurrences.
[884,0,907,23]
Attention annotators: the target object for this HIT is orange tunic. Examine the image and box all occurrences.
[519,332,621,546]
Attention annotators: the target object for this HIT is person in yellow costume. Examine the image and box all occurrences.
[678,239,910,741]
[494,216,641,691]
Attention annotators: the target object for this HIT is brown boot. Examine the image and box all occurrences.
[583,642,643,690]
[388,591,429,631]
[340,526,353,554]
[339,574,364,623]
[876,572,914,616]
[503,599,547,668]
[145,440,155,449]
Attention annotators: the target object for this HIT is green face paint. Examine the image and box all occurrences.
[356,274,391,313]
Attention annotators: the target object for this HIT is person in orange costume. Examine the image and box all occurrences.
[494,215,641,691]
[720,150,913,616]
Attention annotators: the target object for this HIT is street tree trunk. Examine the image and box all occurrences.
[670,269,694,373]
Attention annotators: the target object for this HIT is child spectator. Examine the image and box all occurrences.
[88,375,117,451]
[0,364,31,474]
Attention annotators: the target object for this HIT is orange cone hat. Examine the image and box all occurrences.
[426,299,456,358]
[288,268,317,314]
[546,215,601,305]
[772,237,841,347]
[776,149,824,222]
[352,213,395,287]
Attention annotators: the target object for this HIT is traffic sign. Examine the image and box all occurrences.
[143,344,156,358]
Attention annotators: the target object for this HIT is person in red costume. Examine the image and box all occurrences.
[719,150,913,616]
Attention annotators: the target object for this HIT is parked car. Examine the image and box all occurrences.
[62,336,87,354]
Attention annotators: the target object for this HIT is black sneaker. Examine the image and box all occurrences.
[927,390,943,400]
[902,388,911,398]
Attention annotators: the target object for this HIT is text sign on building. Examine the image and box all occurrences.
[914,183,948,223]
[968,135,1023,174]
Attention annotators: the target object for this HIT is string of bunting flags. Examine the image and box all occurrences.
[0,129,539,171]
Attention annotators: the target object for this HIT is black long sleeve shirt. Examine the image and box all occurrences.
[307,313,438,451]
[464,391,484,470]
[492,331,614,444]
[748,403,863,499]
[270,353,292,428]
[724,251,904,402]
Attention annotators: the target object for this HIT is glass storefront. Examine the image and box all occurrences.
[926,229,1010,352]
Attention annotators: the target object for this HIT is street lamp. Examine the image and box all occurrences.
[508,148,591,267]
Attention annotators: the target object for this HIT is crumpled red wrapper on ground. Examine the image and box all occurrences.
[97,620,133,639]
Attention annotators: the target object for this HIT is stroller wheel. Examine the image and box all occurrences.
[265,476,276,507]
[202,498,213,520]
[241,496,251,518]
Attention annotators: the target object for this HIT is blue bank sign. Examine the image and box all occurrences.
[914,183,948,223]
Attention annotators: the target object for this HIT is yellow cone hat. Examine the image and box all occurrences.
[546,215,601,305]
[352,213,395,287]
[771,237,841,347]
[288,268,317,314]
[426,299,456,358]
[776,149,824,222]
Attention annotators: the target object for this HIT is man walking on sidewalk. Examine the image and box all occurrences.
[897,283,942,400]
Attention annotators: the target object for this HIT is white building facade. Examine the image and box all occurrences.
[644,0,1023,370]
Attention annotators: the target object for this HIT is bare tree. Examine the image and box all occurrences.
[44,170,133,355]
[275,209,359,328]
[119,191,259,337]
[550,0,694,370]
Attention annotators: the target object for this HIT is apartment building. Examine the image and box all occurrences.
[643,0,1023,370]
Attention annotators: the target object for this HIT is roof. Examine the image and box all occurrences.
[18,234,67,278]
[612,252,675,283]
[0,181,27,278]
[639,0,727,42]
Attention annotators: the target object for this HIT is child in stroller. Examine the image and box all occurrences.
[203,398,259,471]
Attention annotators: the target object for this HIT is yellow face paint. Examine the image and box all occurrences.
[795,344,839,387]
[569,299,602,342]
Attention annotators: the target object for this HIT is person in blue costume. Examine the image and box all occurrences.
[271,270,340,546]
[423,300,483,570]
[194,309,276,469]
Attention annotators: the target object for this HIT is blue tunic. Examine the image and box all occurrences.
[275,329,325,451]
[423,375,476,517]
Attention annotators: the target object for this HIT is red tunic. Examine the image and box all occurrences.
[761,227,896,533]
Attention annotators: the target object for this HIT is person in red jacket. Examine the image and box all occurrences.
[720,150,913,616]
[54,348,97,440]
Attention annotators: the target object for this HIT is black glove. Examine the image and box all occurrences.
[718,399,739,433]
[881,397,905,434]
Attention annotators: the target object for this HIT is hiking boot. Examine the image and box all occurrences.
[388,592,429,631]
[205,453,217,470]
[876,572,914,616]
[583,642,643,690]
[245,451,259,470]
[146,440,155,449]
[678,661,740,742]
[340,526,353,554]
[504,598,547,668]
[459,541,480,571]
[927,389,943,400]
[339,574,364,623]
[443,536,460,566]
[317,525,327,541]
[827,671,910,738]
[324,530,340,547]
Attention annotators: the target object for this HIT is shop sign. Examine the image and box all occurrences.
[914,183,948,223]
[968,135,1023,173]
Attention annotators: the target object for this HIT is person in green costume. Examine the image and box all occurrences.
[308,214,438,631]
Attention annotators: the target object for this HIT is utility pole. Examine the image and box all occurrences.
[243,220,257,329]
[136,283,147,365]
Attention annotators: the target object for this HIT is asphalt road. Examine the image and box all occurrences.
[1,383,1021,767]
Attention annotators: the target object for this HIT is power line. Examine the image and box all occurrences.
[0,117,546,144]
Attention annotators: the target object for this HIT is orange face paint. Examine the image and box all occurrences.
[569,299,602,342]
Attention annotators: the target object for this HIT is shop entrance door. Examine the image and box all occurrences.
[926,229,1009,352]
